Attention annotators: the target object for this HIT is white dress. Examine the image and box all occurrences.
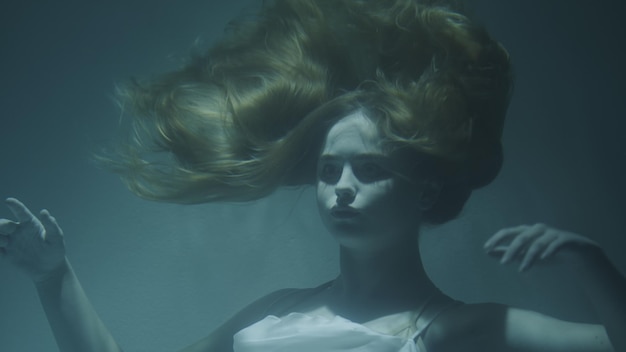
[233,312,425,352]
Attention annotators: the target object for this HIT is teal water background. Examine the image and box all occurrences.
[1,1,625,351]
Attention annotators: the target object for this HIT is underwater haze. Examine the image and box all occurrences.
[1,0,625,351]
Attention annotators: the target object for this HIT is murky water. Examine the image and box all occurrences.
[1,1,624,351]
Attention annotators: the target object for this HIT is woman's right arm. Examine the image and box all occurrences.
[1,198,123,352]
[1,198,301,352]
[35,258,124,352]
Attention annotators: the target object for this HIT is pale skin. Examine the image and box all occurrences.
[1,111,625,351]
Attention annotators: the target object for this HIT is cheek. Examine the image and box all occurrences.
[359,180,396,207]
[316,181,332,206]
[316,182,335,228]
[367,181,422,222]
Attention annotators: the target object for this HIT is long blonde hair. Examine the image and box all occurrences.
[100,0,512,223]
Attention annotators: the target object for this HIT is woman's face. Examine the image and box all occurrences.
[316,111,425,252]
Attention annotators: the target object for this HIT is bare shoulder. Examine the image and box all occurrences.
[423,303,612,352]
[423,302,508,352]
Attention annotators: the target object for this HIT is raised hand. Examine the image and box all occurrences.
[0,198,66,282]
[483,223,600,272]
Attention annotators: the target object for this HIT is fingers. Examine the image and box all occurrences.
[5,198,37,223]
[485,223,596,273]
[0,218,18,256]
[483,225,527,251]
[541,236,568,259]
[485,223,567,272]
[40,210,64,244]
[0,219,18,235]
[519,230,557,271]
[484,224,546,263]
[2,198,64,245]
[500,223,547,265]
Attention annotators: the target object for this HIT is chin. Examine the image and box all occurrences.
[329,225,383,248]
[330,223,364,236]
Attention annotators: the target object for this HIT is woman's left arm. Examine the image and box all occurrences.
[484,224,626,351]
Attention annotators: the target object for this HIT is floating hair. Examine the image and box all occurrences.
[99,0,513,216]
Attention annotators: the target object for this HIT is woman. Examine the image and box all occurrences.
[1,0,625,351]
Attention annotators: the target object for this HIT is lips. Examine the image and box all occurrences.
[330,206,360,219]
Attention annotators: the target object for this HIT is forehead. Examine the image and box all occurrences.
[322,111,384,155]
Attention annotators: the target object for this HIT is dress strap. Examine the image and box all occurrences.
[263,280,334,317]
[410,293,461,343]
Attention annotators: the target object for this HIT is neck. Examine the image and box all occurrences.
[330,236,438,319]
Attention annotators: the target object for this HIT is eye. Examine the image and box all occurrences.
[354,162,390,183]
[318,162,342,184]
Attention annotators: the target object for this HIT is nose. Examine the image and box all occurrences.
[335,164,357,205]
